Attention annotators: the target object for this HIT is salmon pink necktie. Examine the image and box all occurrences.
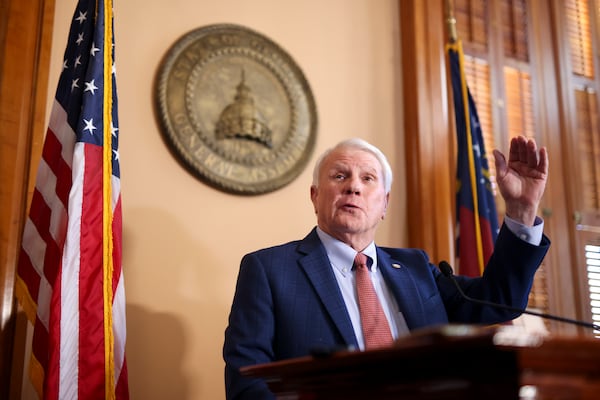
[354,253,394,349]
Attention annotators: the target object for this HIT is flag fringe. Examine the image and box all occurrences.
[14,276,38,325]
[102,0,116,398]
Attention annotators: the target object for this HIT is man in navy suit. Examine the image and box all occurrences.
[223,136,550,400]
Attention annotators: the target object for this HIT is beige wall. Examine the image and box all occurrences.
[42,0,406,398]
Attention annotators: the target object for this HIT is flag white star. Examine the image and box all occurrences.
[76,33,84,45]
[111,122,119,137]
[62,59,68,71]
[74,55,82,68]
[90,43,100,57]
[75,11,87,24]
[71,78,79,92]
[84,79,98,94]
[83,118,96,134]
[472,143,481,158]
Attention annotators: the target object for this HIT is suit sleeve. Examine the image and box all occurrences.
[436,223,551,323]
[223,253,276,400]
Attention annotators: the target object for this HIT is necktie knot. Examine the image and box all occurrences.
[354,253,371,270]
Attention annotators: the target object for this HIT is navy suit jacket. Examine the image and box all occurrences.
[223,224,550,400]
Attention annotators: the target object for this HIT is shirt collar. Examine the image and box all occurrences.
[315,227,378,276]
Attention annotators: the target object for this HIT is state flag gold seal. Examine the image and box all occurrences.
[155,24,318,195]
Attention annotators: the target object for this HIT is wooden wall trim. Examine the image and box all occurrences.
[399,0,454,264]
[0,0,55,396]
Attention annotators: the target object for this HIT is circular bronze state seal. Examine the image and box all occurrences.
[156,24,318,195]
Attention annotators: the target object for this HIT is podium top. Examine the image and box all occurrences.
[241,325,600,400]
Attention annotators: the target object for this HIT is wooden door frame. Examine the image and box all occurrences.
[400,0,455,265]
[0,0,55,397]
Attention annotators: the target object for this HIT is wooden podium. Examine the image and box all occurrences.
[241,326,600,400]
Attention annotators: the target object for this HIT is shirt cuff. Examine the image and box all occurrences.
[504,215,544,246]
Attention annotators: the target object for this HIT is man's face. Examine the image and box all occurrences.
[310,147,389,247]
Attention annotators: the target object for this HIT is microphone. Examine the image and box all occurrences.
[439,260,600,331]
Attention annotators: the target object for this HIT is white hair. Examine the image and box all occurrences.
[311,138,393,194]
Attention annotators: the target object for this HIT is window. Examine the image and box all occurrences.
[454,0,548,314]
[566,0,600,334]
[584,244,600,336]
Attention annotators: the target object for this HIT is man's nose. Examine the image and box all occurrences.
[344,177,361,194]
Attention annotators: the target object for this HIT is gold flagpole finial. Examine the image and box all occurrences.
[446,0,458,43]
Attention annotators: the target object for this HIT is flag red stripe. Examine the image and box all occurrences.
[41,129,72,207]
[17,248,41,304]
[32,318,50,372]
[78,145,107,398]
[28,190,63,290]
[46,265,62,400]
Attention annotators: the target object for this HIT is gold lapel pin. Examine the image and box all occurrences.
[392,263,402,269]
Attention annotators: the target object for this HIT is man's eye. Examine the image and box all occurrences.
[334,174,345,180]
[364,176,375,182]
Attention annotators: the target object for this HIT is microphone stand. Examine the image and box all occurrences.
[439,261,600,331]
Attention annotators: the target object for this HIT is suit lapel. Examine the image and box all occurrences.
[297,230,358,348]
[376,248,426,330]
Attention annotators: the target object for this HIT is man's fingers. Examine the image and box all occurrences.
[537,146,549,175]
[508,136,521,162]
[518,137,529,163]
[508,136,546,172]
[526,139,540,168]
[493,149,507,178]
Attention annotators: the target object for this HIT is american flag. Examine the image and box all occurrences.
[14,0,129,399]
[447,40,499,277]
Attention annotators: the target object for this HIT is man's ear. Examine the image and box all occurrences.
[310,186,318,213]
[382,192,390,219]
